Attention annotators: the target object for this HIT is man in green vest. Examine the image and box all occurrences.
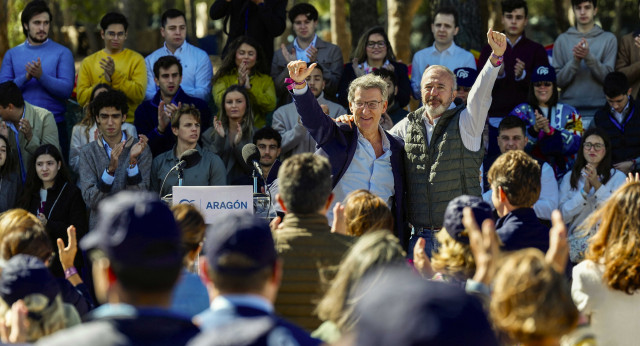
[390,30,507,258]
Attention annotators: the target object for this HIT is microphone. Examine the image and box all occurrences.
[242,143,263,177]
[174,149,201,170]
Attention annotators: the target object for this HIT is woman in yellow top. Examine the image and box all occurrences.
[212,36,276,128]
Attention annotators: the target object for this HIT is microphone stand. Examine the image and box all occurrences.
[252,167,258,194]
[178,165,185,186]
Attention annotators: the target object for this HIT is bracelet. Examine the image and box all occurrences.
[580,188,588,199]
[490,52,504,67]
[64,266,78,279]
[284,78,306,91]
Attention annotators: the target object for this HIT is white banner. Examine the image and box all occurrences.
[172,186,253,224]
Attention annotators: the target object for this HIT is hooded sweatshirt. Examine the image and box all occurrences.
[553,25,617,110]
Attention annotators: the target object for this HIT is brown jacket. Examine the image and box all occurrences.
[274,213,354,331]
[616,32,640,97]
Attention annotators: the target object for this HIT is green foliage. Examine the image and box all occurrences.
[8,0,27,48]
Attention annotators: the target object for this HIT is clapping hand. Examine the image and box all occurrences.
[281,43,296,63]
[545,210,568,273]
[129,134,148,161]
[573,38,589,61]
[514,58,525,79]
[306,43,318,63]
[157,100,181,134]
[233,121,243,145]
[534,110,551,134]
[463,207,500,285]
[352,58,365,77]
[99,56,115,82]
[25,58,43,80]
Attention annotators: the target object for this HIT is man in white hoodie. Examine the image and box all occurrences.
[553,0,617,125]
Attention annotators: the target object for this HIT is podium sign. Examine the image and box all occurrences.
[172,186,253,223]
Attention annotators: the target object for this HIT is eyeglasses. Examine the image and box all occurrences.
[106,31,126,39]
[533,81,553,87]
[366,41,386,48]
[354,100,383,110]
[584,142,605,151]
[457,86,471,92]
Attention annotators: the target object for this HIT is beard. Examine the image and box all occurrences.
[424,95,453,119]
[28,31,47,44]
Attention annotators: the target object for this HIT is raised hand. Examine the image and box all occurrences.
[213,116,225,137]
[287,60,317,83]
[545,210,568,273]
[281,43,296,63]
[627,172,640,183]
[413,237,434,278]
[129,134,148,161]
[334,113,355,128]
[463,206,499,285]
[0,300,28,344]
[57,225,78,271]
[352,58,365,77]
[514,58,525,79]
[487,29,507,57]
[330,202,347,235]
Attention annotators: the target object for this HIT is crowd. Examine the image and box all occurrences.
[0,0,640,344]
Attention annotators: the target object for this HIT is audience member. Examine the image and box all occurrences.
[491,249,578,345]
[69,84,138,174]
[453,67,478,106]
[209,0,286,66]
[312,231,405,343]
[212,36,276,128]
[76,12,146,122]
[0,81,60,184]
[272,153,354,331]
[0,0,74,160]
[202,85,253,184]
[510,66,583,177]
[572,181,640,345]
[615,0,640,97]
[0,212,94,317]
[591,71,640,174]
[410,7,476,100]
[151,104,226,198]
[36,192,200,345]
[191,213,320,345]
[488,150,550,252]
[482,116,559,222]
[232,127,282,207]
[560,128,627,263]
[478,0,548,157]
[553,0,617,121]
[349,265,499,346]
[17,144,87,278]
[272,64,346,159]
[330,189,393,237]
[372,68,408,125]
[271,3,343,106]
[145,9,212,102]
[0,255,81,343]
[135,56,211,157]
[77,89,151,229]
[169,204,209,318]
[389,30,505,257]
[288,64,406,241]
[337,26,411,109]
[0,134,19,213]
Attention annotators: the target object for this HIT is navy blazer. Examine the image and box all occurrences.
[292,88,408,246]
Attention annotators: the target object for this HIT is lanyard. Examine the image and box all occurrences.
[609,106,634,132]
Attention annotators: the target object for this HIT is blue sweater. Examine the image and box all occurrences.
[0,40,74,120]
[496,207,550,253]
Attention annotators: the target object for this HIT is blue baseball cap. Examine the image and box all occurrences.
[531,65,556,83]
[80,191,182,270]
[443,195,494,245]
[454,67,478,88]
[204,213,276,274]
[0,254,60,307]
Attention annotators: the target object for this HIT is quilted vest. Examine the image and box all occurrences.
[404,105,483,228]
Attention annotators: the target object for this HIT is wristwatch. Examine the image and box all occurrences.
[106,166,115,176]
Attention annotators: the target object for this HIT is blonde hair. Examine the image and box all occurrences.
[583,181,640,294]
[0,209,44,243]
[315,231,405,333]
[490,249,578,344]
[343,190,393,236]
[0,294,79,342]
[431,229,475,281]
[171,204,206,265]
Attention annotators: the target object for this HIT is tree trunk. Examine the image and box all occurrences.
[121,0,147,50]
[387,0,422,63]
[611,0,623,37]
[427,0,487,52]
[184,0,198,44]
[331,0,350,62]
[0,0,9,66]
[554,0,571,35]
[349,0,379,54]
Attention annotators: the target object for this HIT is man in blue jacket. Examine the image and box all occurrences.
[287,61,407,247]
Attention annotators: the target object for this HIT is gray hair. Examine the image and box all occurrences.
[278,153,332,214]
[347,74,389,104]
[422,65,457,92]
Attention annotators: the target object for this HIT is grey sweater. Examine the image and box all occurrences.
[78,135,151,229]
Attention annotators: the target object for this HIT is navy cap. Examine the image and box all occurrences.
[0,254,60,306]
[80,191,182,270]
[454,67,478,88]
[204,213,276,274]
[354,265,499,346]
[531,65,556,83]
[443,195,493,244]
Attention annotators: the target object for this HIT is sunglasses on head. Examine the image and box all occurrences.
[533,81,553,87]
